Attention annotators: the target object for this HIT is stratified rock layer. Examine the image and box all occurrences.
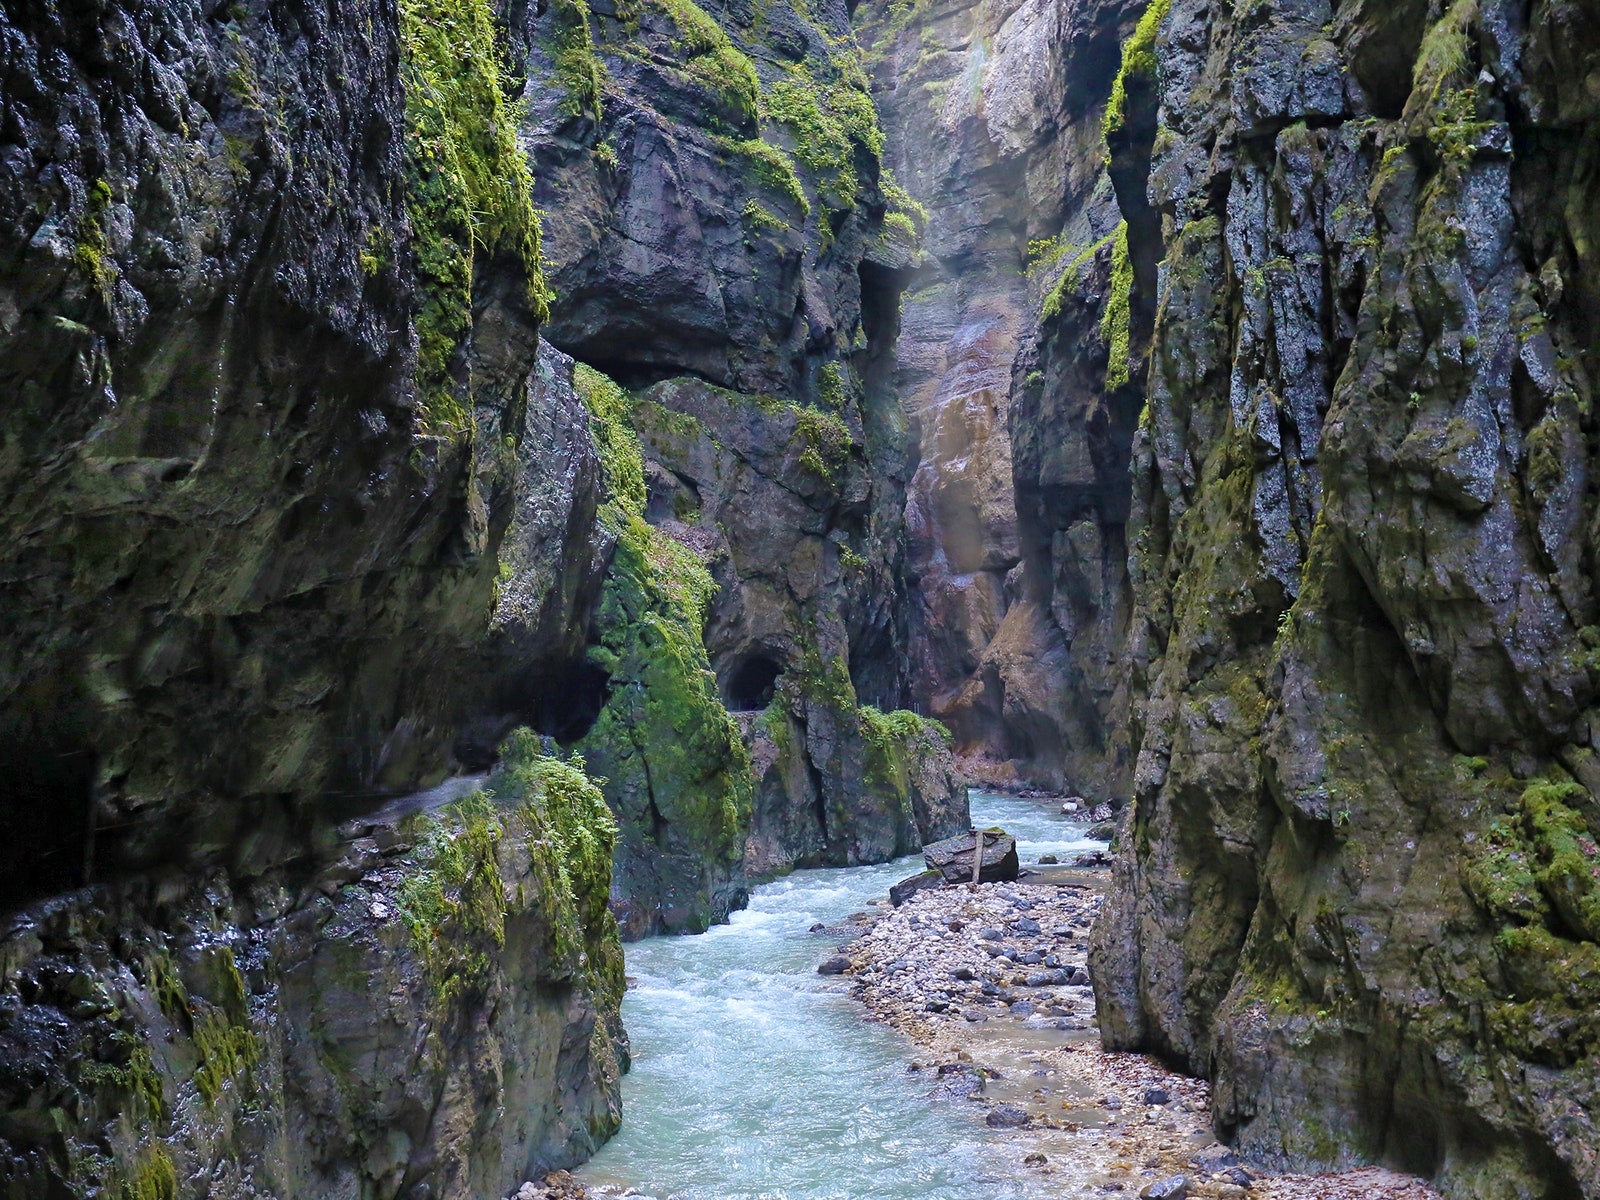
[1077,0,1600,1195]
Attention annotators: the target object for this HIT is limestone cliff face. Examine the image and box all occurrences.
[1075,0,1600,1194]
[859,0,1140,795]
[0,0,543,908]
[505,0,970,933]
[0,0,633,1192]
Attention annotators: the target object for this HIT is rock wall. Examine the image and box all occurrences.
[0,736,625,1200]
[0,1,639,1183]
[858,0,1140,795]
[503,0,970,934]
[0,0,544,907]
[1077,0,1600,1195]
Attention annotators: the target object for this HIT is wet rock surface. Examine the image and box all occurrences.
[0,742,625,1200]
[923,828,1022,884]
[1060,0,1600,1192]
[858,0,1143,793]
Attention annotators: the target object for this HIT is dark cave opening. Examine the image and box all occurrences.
[0,728,96,911]
[486,658,614,751]
[722,654,783,712]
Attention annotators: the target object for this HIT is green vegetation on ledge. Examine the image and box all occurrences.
[398,737,623,1007]
[765,61,883,210]
[655,0,760,126]
[572,365,753,925]
[1102,0,1168,145]
[399,0,550,428]
[1100,221,1134,389]
[1464,775,1600,1066]
[551,0,607,118]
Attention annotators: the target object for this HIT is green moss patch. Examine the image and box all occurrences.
[116,1145,177,1200]
[400,0,549,428]
[573,365,753,925]
[551,0,607,118]
[1102,0,1169,145]
[1100,221,1135,389]
[795,405,852,481]
[764,62,883,210]
[654,0,760,125]
[399,742,623,1006]
[73,178,116,297]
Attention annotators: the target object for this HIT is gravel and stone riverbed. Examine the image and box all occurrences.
[831,869,1444,1200]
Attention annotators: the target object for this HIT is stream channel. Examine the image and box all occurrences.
[578,790,1106,1200]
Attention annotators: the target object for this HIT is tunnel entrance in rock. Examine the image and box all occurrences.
[510,659,613,745]
[0,725,96,910]
[722,654,783,712]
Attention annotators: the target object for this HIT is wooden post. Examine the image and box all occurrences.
[970,827,983,884]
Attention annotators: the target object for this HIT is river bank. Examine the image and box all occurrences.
[836,804,1445,1199]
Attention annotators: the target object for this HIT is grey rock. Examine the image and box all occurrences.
[1140,1178,1188,1200]
[816,956,852,976]
[891,870,947,907]
[923,829,1021,884]
[986,1105,1031,1128]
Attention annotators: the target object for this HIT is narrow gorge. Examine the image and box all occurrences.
[0,0,1596,1196]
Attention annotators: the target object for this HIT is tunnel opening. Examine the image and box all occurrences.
[722,654,783,712]
[0,724,97,911]
[487,657,614,751]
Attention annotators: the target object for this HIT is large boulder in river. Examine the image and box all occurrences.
[923,829,1020,884]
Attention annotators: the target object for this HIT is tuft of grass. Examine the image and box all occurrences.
[1412,0,1477,102]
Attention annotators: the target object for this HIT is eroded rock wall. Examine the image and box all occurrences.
[858,0,1140,795]
[505,0,970,932]
[1081,0,1600,1194]
[0,0,543,905]
[0,0,628,1194]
